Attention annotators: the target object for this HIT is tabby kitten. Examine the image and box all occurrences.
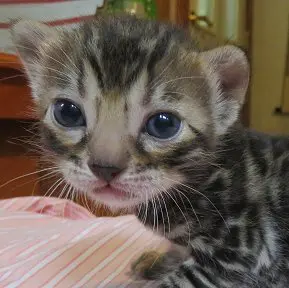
[11,16,289,287]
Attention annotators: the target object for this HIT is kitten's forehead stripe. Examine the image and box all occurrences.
[86,54,104,90]
[99,38,145,90]
[75,16,192,95]
[124,100,128,112]
[143,31,172,106]
[77,59,85,97]
[147,30,171,73]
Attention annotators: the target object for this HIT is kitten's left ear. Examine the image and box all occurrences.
[200,45,249,134]
[10,20,57,76]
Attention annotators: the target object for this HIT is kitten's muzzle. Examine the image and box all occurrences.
[88,161,123,182]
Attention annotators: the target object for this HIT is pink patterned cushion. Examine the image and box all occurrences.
[0,197,168,287]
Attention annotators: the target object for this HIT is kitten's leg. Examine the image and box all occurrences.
[132,247,264,288]
[153,259,271,288]
[150,258,235,288]
[150,258,218,288]
[131,246,188,280]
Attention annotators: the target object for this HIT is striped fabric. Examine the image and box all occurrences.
[0,0,104,54]
[0,197,168,287]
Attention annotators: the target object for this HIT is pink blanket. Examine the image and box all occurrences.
[0,197,168,288]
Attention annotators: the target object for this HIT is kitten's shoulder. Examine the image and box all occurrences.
[246,128,289,145]
[246,128,289,158]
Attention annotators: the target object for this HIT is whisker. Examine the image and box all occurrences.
[151,191,157,233]
[0,74,24,81]
[163,177,229,231]
[57,45,81,74]
[43,178,64,198]
[136,202,143,221]
[29,73,72,84]
[14,44,78,78]
[62,184,74,217]
[172,186,201,229]
[151,58,175,88]
[143,187,149,226]
[154,76,205,89]
[9,169,60,195]
[8,45,78,87]
[163,90,191,99]
[31,169,58,196]
[0,61,22,65]
[81,183,94,215]
[38,65,75,81]
[159,191,171,236]
[64,184,73,201]
[159,185,192,248]
[155,188,166,238]
[0,167,59,189]
[155,195,159,234]
[82,192,88,209]
[58,182,69,200]
[40,177,64,214]
[71,187,77,203]
[59,183,70,216]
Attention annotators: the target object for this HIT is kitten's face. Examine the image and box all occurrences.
[11,17,249,210]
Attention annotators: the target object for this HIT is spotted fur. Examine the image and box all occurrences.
[11,16,289,287]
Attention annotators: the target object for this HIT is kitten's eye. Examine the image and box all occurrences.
[53,99,86,128]
[145,112,182,140]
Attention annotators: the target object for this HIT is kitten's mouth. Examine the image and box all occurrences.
[93,185,129,199]
[87,184,141,209]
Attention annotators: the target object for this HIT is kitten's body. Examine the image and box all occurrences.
[10,16,289,287]
[136,127,289,287]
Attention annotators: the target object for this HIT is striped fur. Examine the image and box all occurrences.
[11,16,289,287]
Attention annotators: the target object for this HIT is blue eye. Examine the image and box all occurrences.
[53,99,86,127]
[145,112,182,140]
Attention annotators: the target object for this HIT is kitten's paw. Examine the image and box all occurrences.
[131,250,165,280]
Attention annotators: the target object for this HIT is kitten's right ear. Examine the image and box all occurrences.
[10,20,56,68]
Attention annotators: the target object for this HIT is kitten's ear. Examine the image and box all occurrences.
[200,45,249,134]
[10,20,56,69]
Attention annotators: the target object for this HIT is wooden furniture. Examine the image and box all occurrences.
[0,53,35,119]
[0,53,40,199]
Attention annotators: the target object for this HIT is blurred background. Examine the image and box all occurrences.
[0,0,288,213]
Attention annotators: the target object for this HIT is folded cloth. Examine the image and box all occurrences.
[0,197,168,288]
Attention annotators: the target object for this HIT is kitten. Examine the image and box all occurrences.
[11,16,289,287]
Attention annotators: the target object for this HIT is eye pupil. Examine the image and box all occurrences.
[53,99,85,127]
[59,102,79,124]
[155,114,174,130]
[145,112,181,139]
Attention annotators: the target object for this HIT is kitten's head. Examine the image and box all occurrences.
[11,16,249,211]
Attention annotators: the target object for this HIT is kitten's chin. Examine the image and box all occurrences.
[85,185,142,210]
